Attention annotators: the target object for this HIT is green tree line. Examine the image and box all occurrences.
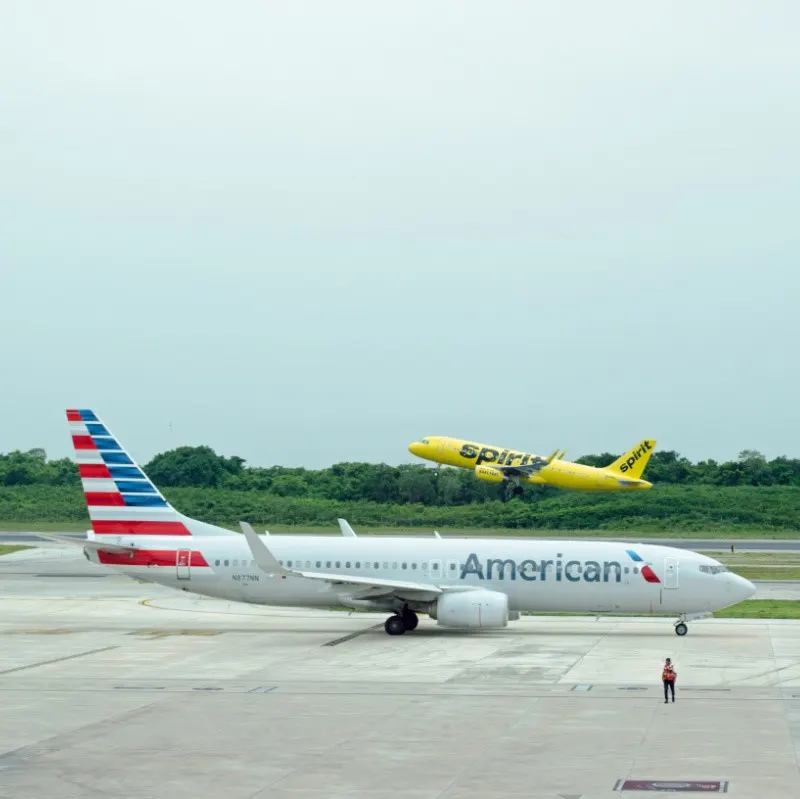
[1,483,798,532]
[1,446,799,504]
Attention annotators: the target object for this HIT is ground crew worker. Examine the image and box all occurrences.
[662,657,676,703]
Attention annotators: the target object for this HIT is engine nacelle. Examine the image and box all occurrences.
[474,465,505,483]
[434,589,509,629]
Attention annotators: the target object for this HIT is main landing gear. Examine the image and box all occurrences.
[503,481,524,502]
[674,622,688,636]
[384,607,419,636]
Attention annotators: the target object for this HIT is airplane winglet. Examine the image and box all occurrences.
[337,518,357,537]
[239,521,292,576]
[433,530,441,539]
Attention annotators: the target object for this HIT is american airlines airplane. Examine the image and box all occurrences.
[51,410,755,637]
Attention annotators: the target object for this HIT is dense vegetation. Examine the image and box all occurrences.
[3,446,800,496]
[0,446,798,532]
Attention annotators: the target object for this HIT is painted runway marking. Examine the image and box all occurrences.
[0,645,119,676]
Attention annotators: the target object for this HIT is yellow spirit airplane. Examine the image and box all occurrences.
[408,436,656,499]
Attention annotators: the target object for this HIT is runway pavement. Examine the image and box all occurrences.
[2,545,800,797]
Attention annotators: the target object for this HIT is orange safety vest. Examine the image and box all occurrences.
[662,665,675,681]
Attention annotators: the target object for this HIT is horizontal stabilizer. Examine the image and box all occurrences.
[35,532,138,555]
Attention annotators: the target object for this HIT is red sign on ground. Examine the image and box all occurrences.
[616,780,728,793]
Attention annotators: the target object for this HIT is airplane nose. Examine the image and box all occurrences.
[729,573,756,602]
[408,442,423,457]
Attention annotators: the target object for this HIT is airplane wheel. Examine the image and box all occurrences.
[675,622,688,636]
[403,611,418,631]
[385,615,407,636]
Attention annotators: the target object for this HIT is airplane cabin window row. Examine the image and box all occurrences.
[209,559,648,575]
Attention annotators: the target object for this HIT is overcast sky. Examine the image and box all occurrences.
[1,2,798,469]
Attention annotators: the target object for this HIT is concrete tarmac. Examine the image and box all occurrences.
[2,547,800,798]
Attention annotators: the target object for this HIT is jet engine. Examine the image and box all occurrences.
[433,589,509,629]
[474,465,505,483]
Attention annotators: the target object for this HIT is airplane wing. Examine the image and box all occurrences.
[34,532,138,555]
[490,449,560,477]
[239,521,442,600]
[337,518,357,537]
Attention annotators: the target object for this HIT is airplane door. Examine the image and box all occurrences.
[664,558,679,589]
[429,560,442,580]
[176,550,191,580]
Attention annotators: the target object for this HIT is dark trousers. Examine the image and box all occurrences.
[663,679,675,701]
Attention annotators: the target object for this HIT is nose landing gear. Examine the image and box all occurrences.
[673,611,711,636]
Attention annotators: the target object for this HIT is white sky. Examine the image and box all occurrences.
[1,2,798,467]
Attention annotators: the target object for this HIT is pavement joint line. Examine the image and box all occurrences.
[322,623,385,646]
[0,645,119,676]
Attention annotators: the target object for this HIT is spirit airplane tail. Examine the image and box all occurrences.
[605,439,657,480]
[66,409,234,540]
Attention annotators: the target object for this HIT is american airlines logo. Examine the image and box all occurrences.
[459,550,660,584]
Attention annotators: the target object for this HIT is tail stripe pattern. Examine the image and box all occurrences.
[67,409,190,536]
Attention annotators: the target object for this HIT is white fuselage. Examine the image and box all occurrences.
[87,535,754,617]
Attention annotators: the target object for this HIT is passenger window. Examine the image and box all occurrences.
[335,561,341,568]
[633,567,639,574]
[346,561,351,568]
[383,562,388,569]
[287,561,292,567]
[392,562,398,569]
[422,562,428,570]
[233,560,238,567]
[374,562,379,569]
[224,560,229,567]
[326,561,332,568]
[355,561,361,568]
[412,563,417,570]
[449,563,456,570]
[316,561,321,568]
[215,560,220,566]
[402,563,407,570]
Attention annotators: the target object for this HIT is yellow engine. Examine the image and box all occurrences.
[474,465,505,483]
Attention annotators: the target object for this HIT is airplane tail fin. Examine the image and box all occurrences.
[66,409,235,538]
[605,439,656,480]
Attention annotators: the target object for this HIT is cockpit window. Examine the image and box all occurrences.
[699,564,728,575]
[421,439,429,445]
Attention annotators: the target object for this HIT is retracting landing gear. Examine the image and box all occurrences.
[503,479,524,502]
[384,606,419,636]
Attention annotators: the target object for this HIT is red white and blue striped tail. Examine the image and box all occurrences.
[66,409,232,539]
